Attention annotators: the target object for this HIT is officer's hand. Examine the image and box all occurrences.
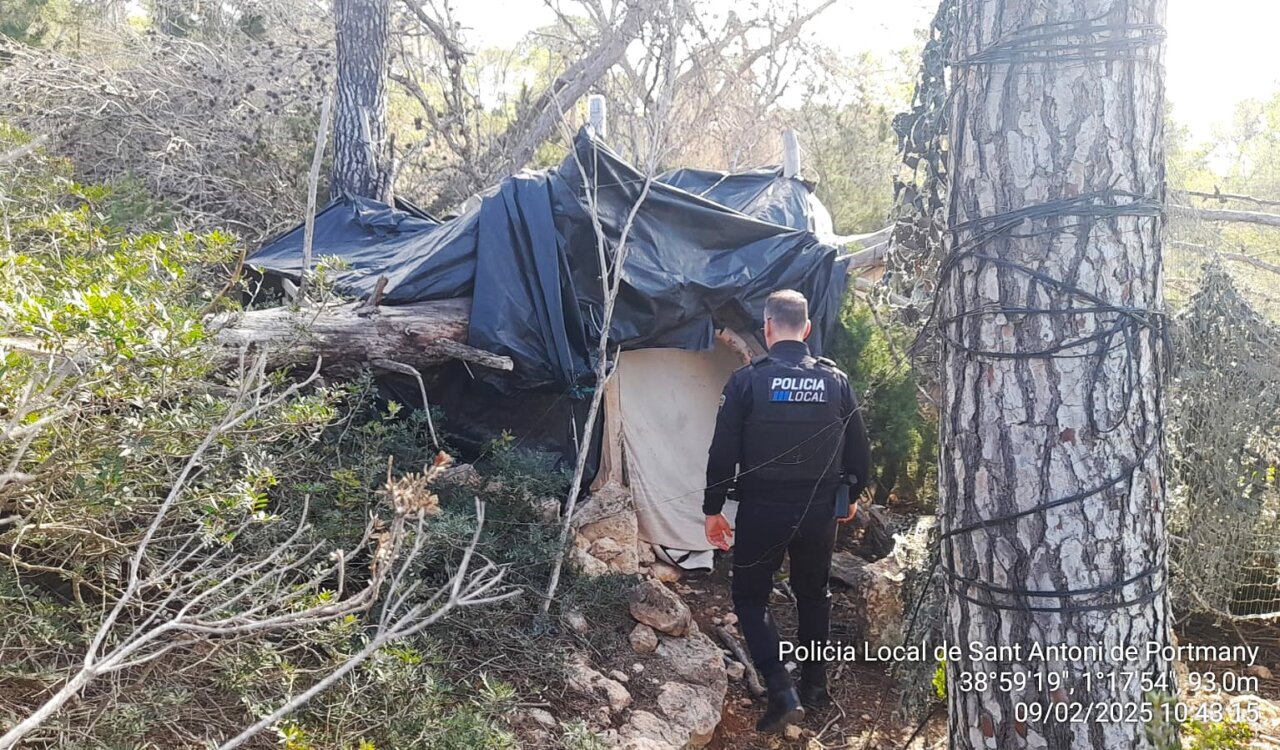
[705,513,734,551]
[837,500,859,526]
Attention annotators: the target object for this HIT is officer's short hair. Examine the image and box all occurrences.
[765,290,809,333]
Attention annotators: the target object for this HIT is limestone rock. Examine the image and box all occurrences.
[784,724,802,740]
[630,580,692,636]
[573,482,640,575]
[648,561,683,583]
[1245,664,1273,680]
[725,660,745,681]
[436,463,480,487]
[631,623,659,653]
[618,711,684,750]
[609,669,631,683]
[526,708,557,729]
[572,546,611,577]
[533,496,561,523]
[657,682,721,747]
[618,623,728,749]
[568,656,633,714]
[655,625,726,689]
[565,609,589,635]
[829,552,905,650]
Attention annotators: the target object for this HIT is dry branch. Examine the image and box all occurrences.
[1186,189,1280,209]
[1173,204,1280,228]
[714,625,765,698]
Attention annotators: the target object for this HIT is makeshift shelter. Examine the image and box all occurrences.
[246,129,853,569]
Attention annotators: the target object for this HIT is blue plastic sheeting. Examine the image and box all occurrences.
[248,130,850,393]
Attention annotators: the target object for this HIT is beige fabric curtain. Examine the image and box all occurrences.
[616,343,743,551]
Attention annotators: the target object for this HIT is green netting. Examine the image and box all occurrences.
[1168,265,1280,620]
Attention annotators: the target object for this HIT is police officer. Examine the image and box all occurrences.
[703,289,871,733]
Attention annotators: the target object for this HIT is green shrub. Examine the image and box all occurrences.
[0,123,574,749]
[826,296,937,504]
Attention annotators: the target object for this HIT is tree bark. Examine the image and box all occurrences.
[331,0,391,201]
[940,1,1171,748]
[212,298,513,376]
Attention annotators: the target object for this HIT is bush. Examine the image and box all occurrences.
[826,295,937,504]
[0,123,583,749]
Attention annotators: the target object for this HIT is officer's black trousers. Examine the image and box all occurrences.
[731,493,837,677]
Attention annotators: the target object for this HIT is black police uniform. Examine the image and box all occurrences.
[703,339,871,712]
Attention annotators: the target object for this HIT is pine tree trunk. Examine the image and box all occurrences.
[331,0,391,201]
[940,1,1171,748]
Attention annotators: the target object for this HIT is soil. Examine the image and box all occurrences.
[527,515,1280,750]
[688,522,949,750]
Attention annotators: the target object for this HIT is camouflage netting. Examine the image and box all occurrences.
[1168,265,1280,620]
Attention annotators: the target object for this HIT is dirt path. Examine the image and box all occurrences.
[679,526,948,750]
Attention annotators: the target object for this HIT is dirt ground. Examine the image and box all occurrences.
[683,522,949,750]
[682,528,1280,750]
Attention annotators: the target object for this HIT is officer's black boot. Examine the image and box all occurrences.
[756,665,805,733]
[798,662,831,709]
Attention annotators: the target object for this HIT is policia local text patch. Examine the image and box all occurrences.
[768,376,829,403]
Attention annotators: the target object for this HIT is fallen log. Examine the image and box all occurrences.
[212,298,514,376]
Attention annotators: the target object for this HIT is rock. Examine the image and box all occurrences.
[619,711,684,750]
[656,625,727,689]
[568,656,633,714]
[533,496,561,523]
[573,482,640,575]
[527,708,557,728]
[649,561,683,583]
[618,739,678,750]
[572,546,611,577]
[657,682,722,747]
[632,662,645,673]
[565,609,590,635]
[738,697,753,707]
[631,623,659,653]
[638,543,657,565]
[725,660,746,681]
[437,463,480,487]
[829,551,906,650]
[630,580,692,636]
[618,624,728,749]
[784,724,802,740]
[610,669,631,683]
[1246,664,1274,680]
[722,613,738,626]
[592,536,625,560]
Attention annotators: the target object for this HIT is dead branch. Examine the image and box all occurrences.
[714,625,765,698]
[1173,204,1280,229]
[1186,189,1280,210]
[540,1,682,614]
[0,358,510,750]
[1169,240,1280,277]
[216,498,517,750]
[300,91,335,299]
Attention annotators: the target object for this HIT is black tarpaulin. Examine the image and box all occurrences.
[248,130,850,393]
[656,166,815,231]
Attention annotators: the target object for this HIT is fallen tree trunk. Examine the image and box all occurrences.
[212,298,513,376]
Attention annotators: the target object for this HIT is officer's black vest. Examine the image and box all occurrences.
[740,354,846,488]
